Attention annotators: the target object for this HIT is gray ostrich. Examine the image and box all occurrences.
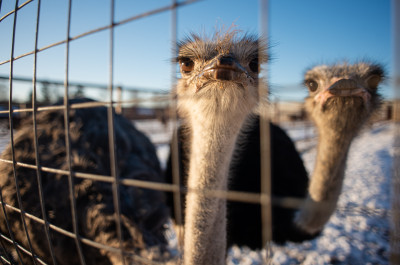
[0,99,170,265]
[170,29,384,264]
[296,62,383,233]
[224,61,384,249]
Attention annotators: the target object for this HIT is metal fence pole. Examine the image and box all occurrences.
[170,0,184,252]
[32,0,58,263]
[258,0,273,263]
[107,0,126,264]
[8,0,39,263]
[391,0,400,264]
[63,0,87,264]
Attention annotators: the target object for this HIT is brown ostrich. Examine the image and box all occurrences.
[168,29,384,264]
[0,99,170,265]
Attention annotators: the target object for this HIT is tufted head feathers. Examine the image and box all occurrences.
[303,61,385,133]
[175,30,267,119]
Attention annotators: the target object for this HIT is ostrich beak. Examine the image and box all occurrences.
[315,78,371,106]
[200,56,249,83]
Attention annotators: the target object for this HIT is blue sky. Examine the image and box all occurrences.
[0,0,392,102]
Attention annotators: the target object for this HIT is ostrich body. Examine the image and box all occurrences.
[0,99,169,264]
[169,29,384,264]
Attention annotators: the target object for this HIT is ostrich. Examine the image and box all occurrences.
[226,61,384,248]
[0,98,170,265]
[170,31,266,264]
[166,30,384,264]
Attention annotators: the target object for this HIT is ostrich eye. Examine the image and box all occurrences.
[366,74,381,90]
[179,58,194,73]
[249,58,259,73]
[305,80,318,92]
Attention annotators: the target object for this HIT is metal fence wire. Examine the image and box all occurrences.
[0,1,203,264]
[0,0,398,265]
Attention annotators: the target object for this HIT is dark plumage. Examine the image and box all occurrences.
[227,117,319,247]
[165,61,385,251]
[0,99,169,264]
[165,116,318,249]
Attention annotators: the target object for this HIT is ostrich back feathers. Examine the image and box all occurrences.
[0,98,169,265]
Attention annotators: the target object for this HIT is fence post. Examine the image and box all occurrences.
[391,0,400,264]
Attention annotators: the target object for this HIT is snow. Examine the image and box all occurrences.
[0,120,395,264]
[227,121,394,265]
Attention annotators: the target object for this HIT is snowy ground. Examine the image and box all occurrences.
[0,120,395,264]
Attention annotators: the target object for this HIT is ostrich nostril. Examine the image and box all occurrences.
[218,56,235,66]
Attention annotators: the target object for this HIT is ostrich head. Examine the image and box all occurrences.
[304,62,384,134]
[175,31,266,121]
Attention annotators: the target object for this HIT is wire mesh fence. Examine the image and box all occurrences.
[0,0,397,265]
[0,1,196,264]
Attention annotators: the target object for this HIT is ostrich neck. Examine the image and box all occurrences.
[296,126,355,234]
[183,113,246,265]
[310,128,353,201]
